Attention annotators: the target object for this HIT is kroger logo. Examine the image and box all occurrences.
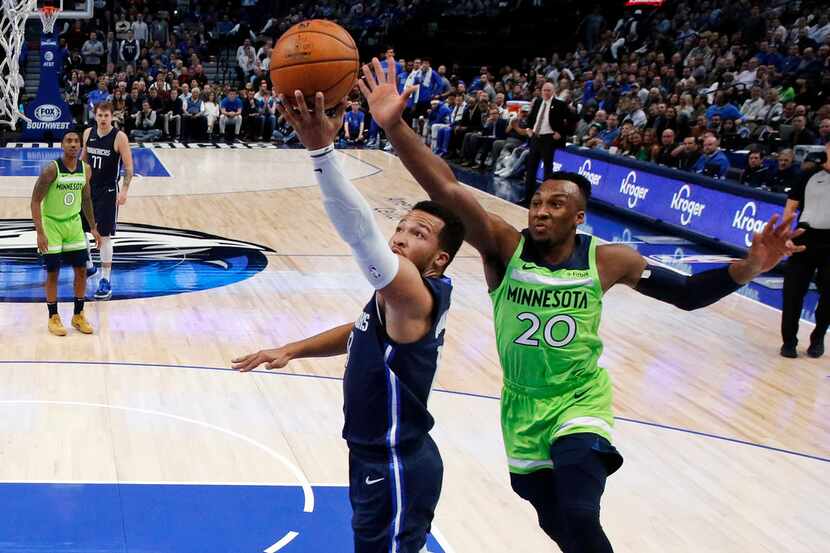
[577,159,602,186]
[34,104,62,122]
[732,201,767,247]
[619,170,649,208]
[44,51,54,62]
[669,184,706,226]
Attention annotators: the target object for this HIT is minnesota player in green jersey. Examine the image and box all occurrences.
[358,55,806,552]
[31,131,102,336]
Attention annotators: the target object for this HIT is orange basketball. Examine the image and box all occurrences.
[270,20,360,109]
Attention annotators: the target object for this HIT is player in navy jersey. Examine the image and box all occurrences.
[233,90,465,553]
[81,101,134,300]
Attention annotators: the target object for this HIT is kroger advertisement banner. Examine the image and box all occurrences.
[548,148,786,251]
[23,32,74,141]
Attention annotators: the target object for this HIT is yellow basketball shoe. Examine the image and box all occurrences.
[71,311,94,334]
[48,314,67,336]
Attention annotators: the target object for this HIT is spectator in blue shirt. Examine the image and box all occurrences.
[219,89,243,139]
[423,97,452,146]
[781,45,802,75]
[692,135,731,178]
[87,79,112,121]
[343,102,366,144]
[705,91,744,123]
[598,113,620,147]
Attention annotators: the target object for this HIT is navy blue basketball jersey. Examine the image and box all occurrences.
[342,276,452,450]
[85,126,122,192]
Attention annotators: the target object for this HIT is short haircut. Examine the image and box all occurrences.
[545,171,592,207]
[747,143,765,156]
[95,101,113,114]
[411,200,466,264]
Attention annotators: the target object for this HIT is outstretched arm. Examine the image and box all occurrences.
[358,56,520,264]
[277,91,435,343]
[599,214,805,310]
[233,322,353,372]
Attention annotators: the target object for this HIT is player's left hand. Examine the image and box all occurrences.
[117,191,128,206]
[745,214,806,274]
[276,90,347,151]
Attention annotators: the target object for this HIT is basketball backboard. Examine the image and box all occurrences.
[30,0,92,19]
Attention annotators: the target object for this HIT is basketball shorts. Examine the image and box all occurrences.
[501,366,619,475]
[348,435,443,553]
[81,186,118,236]
[43,214,87,255]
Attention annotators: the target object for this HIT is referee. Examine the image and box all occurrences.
[781,145,830,358]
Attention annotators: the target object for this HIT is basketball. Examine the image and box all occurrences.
[269,20,359,109]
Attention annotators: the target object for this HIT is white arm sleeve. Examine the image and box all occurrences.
[309,145,399,289]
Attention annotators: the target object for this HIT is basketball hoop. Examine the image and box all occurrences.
[0,0,37,128]
[37,4,59,34]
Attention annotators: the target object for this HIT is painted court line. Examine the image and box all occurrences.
[0,399,315,512]
[0,360,827,465]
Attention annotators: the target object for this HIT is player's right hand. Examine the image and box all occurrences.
[232,347,294,372]
[36,231,48,254]
[91,227,102,248]
[357,54,418,131]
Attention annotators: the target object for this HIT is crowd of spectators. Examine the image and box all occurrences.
[391,0,830,195]
[17,0,830,195]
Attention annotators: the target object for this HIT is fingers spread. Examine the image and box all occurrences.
[357,79,371,99]
[361,64,376,90]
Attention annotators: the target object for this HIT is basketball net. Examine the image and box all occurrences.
[0,0,38,128]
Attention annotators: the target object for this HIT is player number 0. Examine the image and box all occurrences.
[63,192,75,206]
[514,312,577,348]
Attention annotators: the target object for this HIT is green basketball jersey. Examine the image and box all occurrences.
[42,159,86,221]
[489,231,604,395]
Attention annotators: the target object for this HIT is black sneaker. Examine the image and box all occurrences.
[807,341,825,358]
[780,344,798,358]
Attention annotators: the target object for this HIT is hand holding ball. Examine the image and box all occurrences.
[270,20,360,109]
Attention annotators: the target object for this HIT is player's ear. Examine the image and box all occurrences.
[432,249,450,272]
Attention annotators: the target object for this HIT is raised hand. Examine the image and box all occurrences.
[745,214,806,274]
[276,90,347,150]
[357,55,418,130]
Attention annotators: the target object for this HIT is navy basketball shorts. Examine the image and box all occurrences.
[81,188,118,236]
[348,435,443,553]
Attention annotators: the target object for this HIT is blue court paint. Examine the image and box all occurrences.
[0,220,272,302]
[0,483,446,553]
[0,147,171,177]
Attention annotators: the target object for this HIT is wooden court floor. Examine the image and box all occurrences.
[0,148,827,552]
